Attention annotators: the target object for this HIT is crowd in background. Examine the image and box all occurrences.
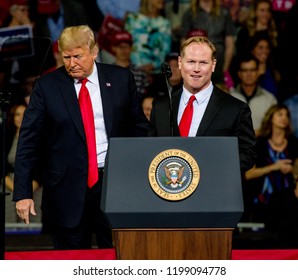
[1,0,298,246]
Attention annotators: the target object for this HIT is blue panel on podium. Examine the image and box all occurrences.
[101,137,243,229]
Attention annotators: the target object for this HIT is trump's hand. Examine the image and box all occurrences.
[16,199,36,225]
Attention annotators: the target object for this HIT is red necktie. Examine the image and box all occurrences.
[179,95,196,137]
[78,78,98,187]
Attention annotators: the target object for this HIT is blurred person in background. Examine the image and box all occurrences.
[142,94,155,120]
[147,51,183,97]
[284,80,298,139]
[243,104,298,224]
[144,52,183,120]
[124,0,171,77]
[0,0,34,98]
[250,35,281,100]
[230,54,277,137]
[235,0,278,60]
[180,0,236,90]
[165,52,183,92]
[96,0,141,63]
[4,103,42,224]
[96,0,141,20]
[164,0,191,51]
[111,30,150,98]
[1,0,32,28]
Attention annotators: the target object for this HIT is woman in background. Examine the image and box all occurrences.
[5,103,42,223]
[236,0,278,58]
[250,35,281,100]
[180,0,236,89]
[124,0,171,76]
[243,104,298,225]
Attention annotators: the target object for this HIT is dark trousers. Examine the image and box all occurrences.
[51,169,113,250]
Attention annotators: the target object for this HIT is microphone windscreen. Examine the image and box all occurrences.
[160,62,172,79]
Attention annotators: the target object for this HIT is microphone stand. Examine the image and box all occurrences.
[161,62,173,136]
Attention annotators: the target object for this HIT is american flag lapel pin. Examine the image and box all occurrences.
[106,82,111,87]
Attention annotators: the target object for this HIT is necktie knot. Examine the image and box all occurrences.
[78,79,89,102]
[80,78,88,86]
[188,95,196,104]
[79,79,88,95]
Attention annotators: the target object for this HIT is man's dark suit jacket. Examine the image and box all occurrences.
[13,62,148,228]
[148,86,256,173]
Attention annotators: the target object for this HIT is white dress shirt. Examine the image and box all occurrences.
[178,82,213,137]
[74,63,108,168]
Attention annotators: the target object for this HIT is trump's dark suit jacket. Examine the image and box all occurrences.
[13,62,148,228]
[148,86,256,173]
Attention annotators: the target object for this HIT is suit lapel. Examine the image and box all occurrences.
[196,87,224,136]
[96,63,113,137]
[172,89,182,136]
[58,69,86,141]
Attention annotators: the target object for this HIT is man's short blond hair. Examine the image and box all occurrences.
[58,25,98,53]
[180,36,217,60]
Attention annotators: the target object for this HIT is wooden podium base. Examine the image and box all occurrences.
[113,228,233,260]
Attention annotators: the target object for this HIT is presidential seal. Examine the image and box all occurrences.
[148,149,200,201]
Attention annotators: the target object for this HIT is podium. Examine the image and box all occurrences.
[101,137,243,259]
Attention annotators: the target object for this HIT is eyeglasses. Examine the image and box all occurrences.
[239,68,257,73]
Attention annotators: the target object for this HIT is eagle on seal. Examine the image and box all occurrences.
[164,166,185,188]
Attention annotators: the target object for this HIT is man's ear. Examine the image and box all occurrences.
[178,56,182,70]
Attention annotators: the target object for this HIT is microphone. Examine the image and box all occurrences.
[161,62,172,79]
